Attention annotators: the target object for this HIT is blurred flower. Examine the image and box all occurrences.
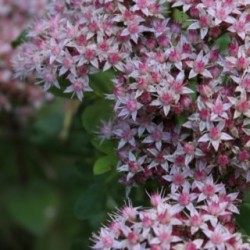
[0,0,51,119]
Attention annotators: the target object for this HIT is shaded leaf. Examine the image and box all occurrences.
[11,31,28,48]
[91,137,117,154]
[5,182,57,236]
[89,70,115,95]
[49,78,73,99]
[236,188,250,235]
[74,184,106,220]
[176,115,187,127]
[82,99,113,134]
[173,9,191,28]
[236,203,250,235]
[215,34,231,52]
[93,154,118,175]
[189,80,197,101]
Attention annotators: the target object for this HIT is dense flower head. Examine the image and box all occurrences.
[0,0,51,117]
[92,184,250,250]
[14,0,250,247]
[14,0,250,183]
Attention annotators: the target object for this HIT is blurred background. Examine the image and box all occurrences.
[0,96,128,250]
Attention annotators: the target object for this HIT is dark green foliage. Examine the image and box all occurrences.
[0,97,124,250]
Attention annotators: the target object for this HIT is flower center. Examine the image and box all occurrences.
[179,193,190,206]
[211,233,224,245]
[209,127,221,140]
[194,60,205,73]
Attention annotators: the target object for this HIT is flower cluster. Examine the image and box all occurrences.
[102,0,250,187]
[14,0,250,248]
[13,0,168,99]
[92,182,250,250]
[14,0,250,184]
[0,0,51,117]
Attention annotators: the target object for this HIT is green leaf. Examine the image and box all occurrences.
[5,182,57,236]
[71,240,89,250]
[11,31,28,48]
[215,34,231,52]
[74,183,106,220]
[30,113,64,145]
[35,232,69,250]
[82,99,113,134]
[91,137,117,154]
[49,78,73,99]
[176,115,187,127]
[93,154,118,175]
[89,70,115,95]
[243,188,250,203]
[189,81,197,101]
[236,188,250,235]
[173,9,191,28]
[237,203,250,235]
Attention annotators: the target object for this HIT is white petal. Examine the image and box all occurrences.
[211,140,220,151]
[189,70,197,79]
[221,132,233,140]
[188,22,200,30]
[198,134,210,142]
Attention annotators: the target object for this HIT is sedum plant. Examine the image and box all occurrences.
[14,0,250,249]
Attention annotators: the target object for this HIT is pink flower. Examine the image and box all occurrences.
[170,182,197,213]
[206,95,231,121]
[225,46,250,73]
[203,224,232,250]
[115,93,143,121]
[198,121,233,151]
[118,151,146,180]
[188,9,213,39]
[92,228,116,250]
[64,75,92,101]
[193,175,225,202]
[150,225,181,248]
[163,166,191,192]
[187,51,213,79]
[207,2,235,25]
[228,13,250,40]
[142,123,170,150]
[228,91,250,118]
[114,122,137,149]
